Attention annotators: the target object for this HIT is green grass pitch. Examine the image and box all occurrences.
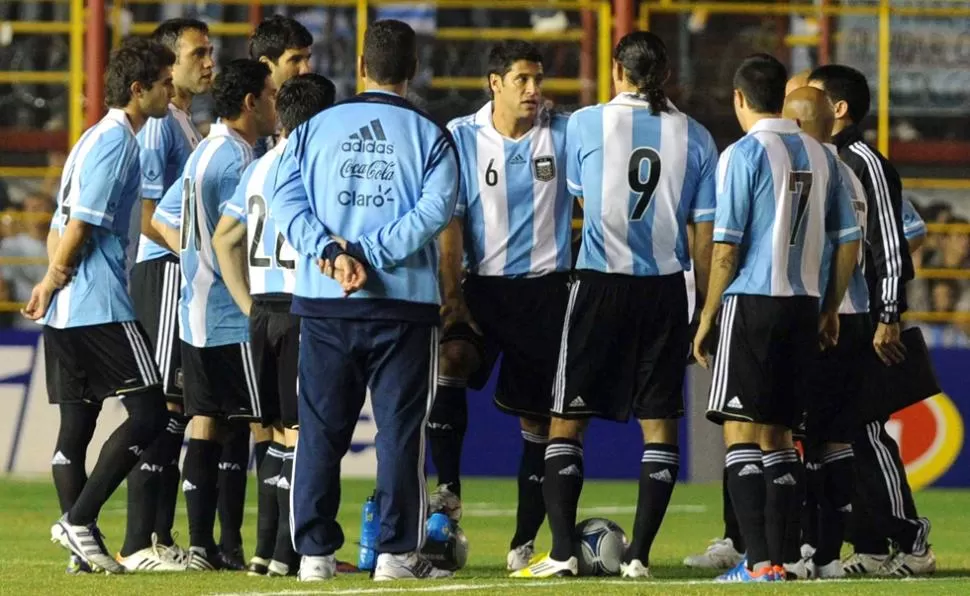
[2,477,970,594]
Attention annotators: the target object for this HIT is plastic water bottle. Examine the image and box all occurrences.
[426,512,453,542]
[359,492,379,571]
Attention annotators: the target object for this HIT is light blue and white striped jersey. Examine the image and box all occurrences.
[136,103,202,262]
[272,91,458,322]
[446,103,571,277]
[154,122,255,347]
[222,137,297,296]
[566,94,718,276]
[43,108,141,329]
[714,119,861,298]
[902,198,926,241]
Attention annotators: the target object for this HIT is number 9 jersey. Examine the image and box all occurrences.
[566,93,718,276]
[221,137,297,297]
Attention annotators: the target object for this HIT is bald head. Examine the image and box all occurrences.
[783,86,834,143]
[785,69,812,96]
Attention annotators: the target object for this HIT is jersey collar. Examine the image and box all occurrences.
[104,108,134,134]
[748,118,801,135]
[823,142,838,156]
[608,92,679,112]
[209,120,247,145]
[474,101,548,141]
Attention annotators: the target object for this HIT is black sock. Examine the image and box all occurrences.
[254,440,270,471]
[183,438,221,550]
[802,459,820,554]
[68,393,166,526]
[627,443,680,565]
[543,438,584,561]
[763,448,801,567]
[153,412,187,545]
[722,466,744,552]
[51,403,99,514]
[217,424,250,555]
[783,454,807,564]
[121,429,176,556]
[273,447,297,567]
[725,444,769,570]
[511,429,548,549]
[255,442,284,560]
[814,447,854,566]
[427,377,467,497]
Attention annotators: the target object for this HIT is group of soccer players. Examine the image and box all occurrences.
[28,10,933,584]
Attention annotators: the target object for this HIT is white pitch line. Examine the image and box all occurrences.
[207,575,970,596]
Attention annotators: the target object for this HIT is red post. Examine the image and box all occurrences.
[249,0,262,30]
[85,0,107,128]
[819,0,832,65]
[580,9,595,106]
[613,0,634,46]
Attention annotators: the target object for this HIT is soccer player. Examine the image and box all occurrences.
[212,72,336,577]
[693,54,861,583]
[24,37,174,574]
[429,40,571,570]
[808,64,935,576]
[152,58,278,571]
[250,14,313,158]
[513,31,717,579]
[121,18,213,571]
[782,84,870,579]
[272,19,458,582]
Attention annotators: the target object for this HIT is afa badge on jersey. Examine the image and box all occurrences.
[533,155,556,182]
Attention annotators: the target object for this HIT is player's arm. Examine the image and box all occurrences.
[689,130,719,309]
[902,198,926,254]
[151,180,183,253]
[855,153,906,323]
[138,118,175,248]
[819,164,863,348]
[213,215,252,316]
[350,134,459,270]
[693,147,751,368]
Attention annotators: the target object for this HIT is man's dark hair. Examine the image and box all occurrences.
[362,19,417,85]
[487,41,542,80]
[808,64,871,124]
[614,31,671,115]
[733,53,787,114]
[278,73,336,133]
[104,37,175,108]
[151,18,208,55]
[248,15,313,62]
[212,59,271,120]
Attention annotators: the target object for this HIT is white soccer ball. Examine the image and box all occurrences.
[573,518,629,576]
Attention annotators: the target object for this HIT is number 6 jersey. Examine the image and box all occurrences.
[566,93,718,276]
[447,103,571,278]
[221,137,297,297]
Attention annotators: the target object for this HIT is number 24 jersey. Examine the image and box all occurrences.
[566,93,719,277]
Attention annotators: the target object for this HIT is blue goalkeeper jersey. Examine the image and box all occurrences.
[154,122,254,347]
[272,91,459,323]
[136,103,202,263]
[44,108,142,329]
[566,94,718,276]
[446,103,571,277]
[714,119,861,298]
[222,137,297,297]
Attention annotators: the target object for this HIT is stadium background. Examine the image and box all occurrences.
[0,0,967,490]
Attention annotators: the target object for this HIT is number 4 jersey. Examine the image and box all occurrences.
[221,137,297,297]
[154,122,255,347]
[566,93,718,276]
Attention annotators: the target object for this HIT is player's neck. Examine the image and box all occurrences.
[614,81,640,96]
[743,111,783,131]
[364,80,408,97]
[830,118,850,137]
[491,108,532,140]
[171,87,194,112]
[222,117,258,146]
[121,105,147,134]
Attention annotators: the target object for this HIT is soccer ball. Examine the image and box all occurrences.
[573,518,628,576]
[420,516,469,571]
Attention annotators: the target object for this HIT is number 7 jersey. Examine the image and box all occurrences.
[221,137,297,297]
[566,93,719,276]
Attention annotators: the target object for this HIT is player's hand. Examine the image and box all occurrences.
[21,278,56,321]
[46,264,74,289]
[873,321,906,365]
[440,296,481,335]
[319,254,367,296]
[692,312,717,369]
[819,310,840,350]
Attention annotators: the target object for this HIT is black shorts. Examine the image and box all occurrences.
[181,341,261,421]
[803,313,872,447]
[250,298,299,428]
[43,321,161,404]
[706,294,819,428]
[131,255,182,402]
[454,273,569,420]
[552,271,689,422]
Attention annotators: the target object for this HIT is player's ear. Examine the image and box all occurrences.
[129,80,145,99]
[733,88,744,109]
[244,91,257,113]
[488,73,501,96]
[831,99,849,120]
[357,55,367,82]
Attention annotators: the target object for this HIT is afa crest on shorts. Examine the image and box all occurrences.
[533,155,556,182]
